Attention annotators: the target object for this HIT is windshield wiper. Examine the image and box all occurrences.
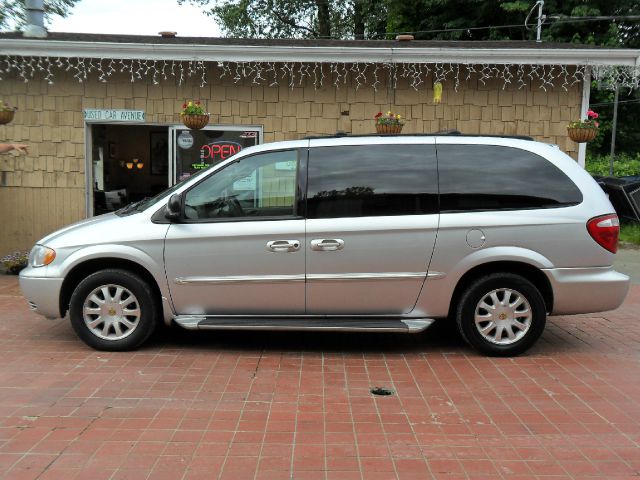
[118,197,150,214]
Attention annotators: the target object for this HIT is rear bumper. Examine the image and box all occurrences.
[19,268,64,319]
[544,266,630,315]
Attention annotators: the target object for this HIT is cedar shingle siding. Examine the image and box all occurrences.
[0,65,581,255]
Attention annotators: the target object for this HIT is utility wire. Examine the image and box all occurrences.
[590,99,640,107]
[549,15,640,23]
[302,14,640,39]
[387,23,527,37]
[368,15,640,40]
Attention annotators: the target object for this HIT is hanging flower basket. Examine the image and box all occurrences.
[376,124,403,134]
[181,114,209,130]
[179,100,209,130]
[374,111,404,134]
[567,109,599,143]
[567,127,598,143]
[0,108,16,125]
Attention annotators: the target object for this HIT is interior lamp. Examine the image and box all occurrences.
[125,158,144,170]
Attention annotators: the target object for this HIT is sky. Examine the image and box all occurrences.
[49,0,221,37]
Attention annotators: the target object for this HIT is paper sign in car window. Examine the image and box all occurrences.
[233,171,256,190]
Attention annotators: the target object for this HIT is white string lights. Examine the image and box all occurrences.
[1,55,639,91]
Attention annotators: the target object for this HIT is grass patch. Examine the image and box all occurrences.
[620,223,640,245]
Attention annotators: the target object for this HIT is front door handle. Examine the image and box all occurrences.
[267,240,301,253]
[310,238,345,251]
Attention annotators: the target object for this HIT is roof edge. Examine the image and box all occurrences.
[1,38,639,66]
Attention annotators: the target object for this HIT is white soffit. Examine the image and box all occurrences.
[1,38,639,66]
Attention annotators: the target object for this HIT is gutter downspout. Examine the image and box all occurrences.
[578,66,591,168]
[23,0,47,38]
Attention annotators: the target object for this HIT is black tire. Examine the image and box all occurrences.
[69,269,158,351]
[455,273,546,357]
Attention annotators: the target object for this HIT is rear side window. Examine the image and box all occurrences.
[307,144,438,218]
[438,145,583,212]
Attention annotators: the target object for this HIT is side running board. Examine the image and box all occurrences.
[173,316,435,333]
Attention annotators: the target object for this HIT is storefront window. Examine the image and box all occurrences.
[174,127,261,183]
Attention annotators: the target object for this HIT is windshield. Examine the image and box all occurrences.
[116,167,211,215]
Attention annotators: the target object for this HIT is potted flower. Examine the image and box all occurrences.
[180,100,209,130]
[567,109,599,143]
[375,111,404,134]
[1,251,28,274]
[0,100,17,125]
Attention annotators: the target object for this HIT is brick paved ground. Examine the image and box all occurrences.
[0,274,638,480]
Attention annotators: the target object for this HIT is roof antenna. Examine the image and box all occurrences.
[525,1,545,43]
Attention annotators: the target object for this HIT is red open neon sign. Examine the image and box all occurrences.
[200,141,242,162]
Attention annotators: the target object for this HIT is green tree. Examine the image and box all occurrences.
[0,0,80,30]
[388,0,639,45]
[178,0,389,39]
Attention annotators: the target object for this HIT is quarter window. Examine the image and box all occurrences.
[307,145,438,218]
[184,150,298,220]
[437,145,583,211]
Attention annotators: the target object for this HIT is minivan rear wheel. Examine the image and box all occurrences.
[456,273,546,357]
[69,269,157,351]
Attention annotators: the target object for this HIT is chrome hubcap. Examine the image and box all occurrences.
[474,288,532,345]
[82,284,141,340]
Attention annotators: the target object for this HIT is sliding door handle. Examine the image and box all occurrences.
[310,238,345,251]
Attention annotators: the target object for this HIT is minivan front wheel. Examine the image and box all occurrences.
[69,269,157,351]
[456,273,546,357]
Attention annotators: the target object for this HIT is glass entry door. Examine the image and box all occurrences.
[169,125,263,185]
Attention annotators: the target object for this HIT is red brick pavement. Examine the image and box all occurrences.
[0,273,638,479]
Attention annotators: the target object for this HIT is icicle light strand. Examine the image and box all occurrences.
[0,56,638,91]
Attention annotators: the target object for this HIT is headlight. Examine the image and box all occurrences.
[30,245,56,267]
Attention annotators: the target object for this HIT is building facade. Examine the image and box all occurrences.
[1,33,639,255]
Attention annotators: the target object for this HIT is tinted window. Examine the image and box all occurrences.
[438,145,582,212]
[184,150,298,221]
[306,145,438,218]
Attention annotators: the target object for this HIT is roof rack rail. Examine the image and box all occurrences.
[303,132,535,141]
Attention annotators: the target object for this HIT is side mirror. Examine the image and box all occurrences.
[165,194,182,221]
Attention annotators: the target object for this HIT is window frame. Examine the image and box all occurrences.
[176,147,304,224]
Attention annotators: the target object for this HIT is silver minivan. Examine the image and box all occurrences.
[20,135,630,356]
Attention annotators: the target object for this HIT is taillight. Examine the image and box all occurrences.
[587,214,620,253]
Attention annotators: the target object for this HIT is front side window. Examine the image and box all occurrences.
[438,145,583,212]
[183,149,298,221]
[307,145,438,218]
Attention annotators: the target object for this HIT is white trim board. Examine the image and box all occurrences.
[1,38,639,66]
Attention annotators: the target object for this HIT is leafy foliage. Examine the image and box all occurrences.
[0,0,79,30]
[178,0,389,39]
[180,100,207,115]
[386,0,639,44]
[585,153,640,177]
[569,109,600,129]
[620,222,640,245]
[375,110,404,126]
[1,251,28,275]
[589,88,640,157]
[0,100,16,112]
[177,0,640,49]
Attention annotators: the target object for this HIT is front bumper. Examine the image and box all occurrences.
[544,266,630,315]
[19,268,64,319]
